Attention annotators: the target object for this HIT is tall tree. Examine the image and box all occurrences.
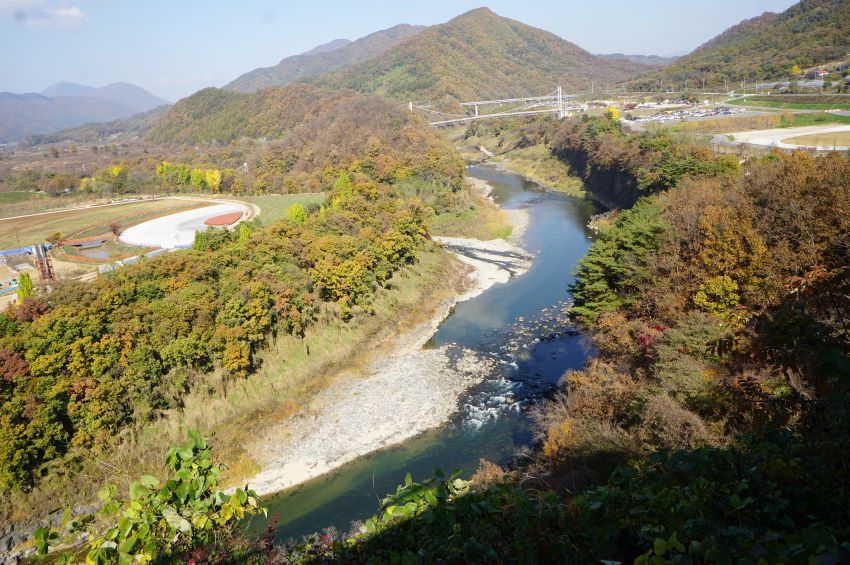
[16,272,33,304]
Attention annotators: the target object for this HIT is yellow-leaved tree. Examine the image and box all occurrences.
[604,106,620,120]
[205,169,222,193]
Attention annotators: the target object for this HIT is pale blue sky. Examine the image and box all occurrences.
[0,0,798,101]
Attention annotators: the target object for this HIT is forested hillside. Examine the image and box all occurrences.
[311,8,648,105]
[633,0,850,88]
[225,24,425,93]
[145,84,462,192]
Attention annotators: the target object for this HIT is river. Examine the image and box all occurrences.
[255,163,599,542]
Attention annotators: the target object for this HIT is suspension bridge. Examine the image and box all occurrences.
[410,86,584,126]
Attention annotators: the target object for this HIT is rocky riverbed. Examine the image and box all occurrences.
[244,179,533,496]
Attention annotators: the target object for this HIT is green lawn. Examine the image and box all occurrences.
[0,193,329,249]
[0,191,41,205]
[240,193,326,225]
[729,97,850,111]
[780,112,850,127]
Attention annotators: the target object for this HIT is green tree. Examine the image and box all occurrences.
[237,222,250,243]
[286,203,307,224]
[190,169,207,191]
[16,272,33,304]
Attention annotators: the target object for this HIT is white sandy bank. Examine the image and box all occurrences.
[244,180,532,496]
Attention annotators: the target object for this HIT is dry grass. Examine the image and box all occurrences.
[780,131,850,147]
[636,395,713,451]
[470,459,508,489]
[432,192,513,240]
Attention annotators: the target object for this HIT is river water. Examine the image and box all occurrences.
[257,164,598,542]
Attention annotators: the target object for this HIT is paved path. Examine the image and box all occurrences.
[729,124,850,151]
[119,203,247,248]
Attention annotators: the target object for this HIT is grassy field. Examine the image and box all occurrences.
[433,204,513,240]
[241,193,326,224]
[0,193,114,220]
[658,111,850,136]
[781,131,850,147]
[729,96,850,111]
[781,112,850,126]
[0,199,205,249]
[0,191,42,205]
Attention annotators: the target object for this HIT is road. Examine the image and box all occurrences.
[724,123,850,151]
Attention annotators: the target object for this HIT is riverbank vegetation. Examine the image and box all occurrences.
[450,119,586,197]
[551,115,739,208]
[0,91,516,537]
[202,116,849,563]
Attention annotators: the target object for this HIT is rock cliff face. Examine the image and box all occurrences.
[552,146,641,210]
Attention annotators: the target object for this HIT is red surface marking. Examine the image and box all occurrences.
[204,211,243,226]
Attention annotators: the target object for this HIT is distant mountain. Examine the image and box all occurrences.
[41,81,169,113]
[0,81,170,142]
[302,38,351,56]
[0,93,139,143]
[310,8,649,105]
[225,24,426,93]
[598,53,677,67]
[41,81,93,97]
[20,105,170,147]
[632,0,850,88]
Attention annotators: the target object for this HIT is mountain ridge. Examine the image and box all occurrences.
[302,38,352,56]
[41,80,169,111]
[308,8,649,104]
[225,24,426,93]
[0,92,141,142]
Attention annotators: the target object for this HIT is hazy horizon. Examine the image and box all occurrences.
[0,0,798,101]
